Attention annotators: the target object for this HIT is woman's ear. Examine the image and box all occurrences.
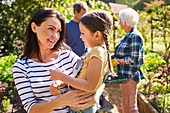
[31,22,37,33]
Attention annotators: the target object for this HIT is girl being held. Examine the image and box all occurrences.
[50,10,116,113]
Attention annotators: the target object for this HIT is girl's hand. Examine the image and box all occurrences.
[49,81,66,95]
[49,68,61,80]
[49,83,61,95]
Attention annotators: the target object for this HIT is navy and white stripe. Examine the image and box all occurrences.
[13,49,80,113]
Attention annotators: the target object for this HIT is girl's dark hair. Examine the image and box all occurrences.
[23,8,67,62]
[80,10,115,75]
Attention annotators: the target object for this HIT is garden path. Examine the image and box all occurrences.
[104,83,122,113]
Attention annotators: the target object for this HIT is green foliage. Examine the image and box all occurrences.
[0,0,114,56]
[0,0,42,56]
[141,52,165,72]
[133,0,154,11]
[157,93,170,113]
[0,54,18,112]
[138,11,150,42]
[115,0,140,8]
[139,50,170,112]
[1,98,11,111]
[100,0,116,4]
[0,0,169,112]
[0,54,17,84]
[0,0,81,56]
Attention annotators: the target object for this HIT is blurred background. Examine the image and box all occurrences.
[0,0,169,113]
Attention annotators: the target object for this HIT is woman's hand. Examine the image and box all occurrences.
[58,90,92,107]
[72,83,105,110]
[72,94,96,110]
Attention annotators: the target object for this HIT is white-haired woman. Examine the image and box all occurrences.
[114,8,145,113]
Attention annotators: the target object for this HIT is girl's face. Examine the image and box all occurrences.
[32,17,62,50]
[79,22,96,48]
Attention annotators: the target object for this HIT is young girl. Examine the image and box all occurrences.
[49,10,116,113]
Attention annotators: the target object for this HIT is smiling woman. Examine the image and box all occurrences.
[12,8,104,113]
[31,17,62,50]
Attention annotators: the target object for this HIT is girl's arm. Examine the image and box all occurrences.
[50,56,103,92]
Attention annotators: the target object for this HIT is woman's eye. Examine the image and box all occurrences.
[49,28,54,31]
[56,30,61,33]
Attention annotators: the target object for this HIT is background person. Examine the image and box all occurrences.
[63,1,88,57]
[12,8,104,113]
[114,8,145,113]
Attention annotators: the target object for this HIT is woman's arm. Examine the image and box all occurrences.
[30,90,93,113]
[50,57,103,92]
[73,83,105,110]
[124,35,143,64]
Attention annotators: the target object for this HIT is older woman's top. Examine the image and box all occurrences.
[115,28,145,82]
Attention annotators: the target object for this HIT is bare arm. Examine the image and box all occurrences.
[73,83,105,110]
[29,90,92,113]
[50,57,103,92]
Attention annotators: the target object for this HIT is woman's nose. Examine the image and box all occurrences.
[52,33,58,38]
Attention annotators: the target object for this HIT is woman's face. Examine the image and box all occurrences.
[32,17,62,50]
[119,19,126,30]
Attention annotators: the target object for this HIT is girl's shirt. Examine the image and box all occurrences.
[76,45,108,92]
[13,49,80,113]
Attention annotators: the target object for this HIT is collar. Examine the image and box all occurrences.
[125,28,135,38]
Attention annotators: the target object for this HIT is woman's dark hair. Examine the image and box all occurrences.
[23,8,66,62]
[80,10,115,75]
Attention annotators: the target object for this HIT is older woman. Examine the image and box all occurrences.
[114,8,145,113]
[12,8,104,113]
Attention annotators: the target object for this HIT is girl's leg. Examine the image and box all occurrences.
[120,77,139,113]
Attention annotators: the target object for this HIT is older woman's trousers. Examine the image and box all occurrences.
[120,77,139,113]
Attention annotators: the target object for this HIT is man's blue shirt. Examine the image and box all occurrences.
[65,20,87,57]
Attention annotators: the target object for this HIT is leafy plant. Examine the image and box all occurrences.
[0,54,26,112]
[139,50,170,112]
[1,98,11,111]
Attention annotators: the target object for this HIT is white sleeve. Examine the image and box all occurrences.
[13,60,36,113]
[69,51,82,78]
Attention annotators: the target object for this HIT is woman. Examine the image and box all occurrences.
[12,8,104,113]
[114,8,145,113]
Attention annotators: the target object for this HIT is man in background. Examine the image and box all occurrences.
[63,1,88,57]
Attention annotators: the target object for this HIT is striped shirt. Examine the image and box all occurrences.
[13,49,80,113]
